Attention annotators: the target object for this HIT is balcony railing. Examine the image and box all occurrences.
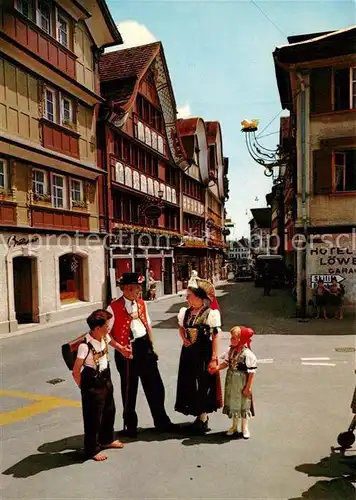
[133,113,167,157]
[111,157,178,205]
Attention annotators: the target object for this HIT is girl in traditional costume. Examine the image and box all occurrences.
[211,326,257,439]
[175,279,222,433]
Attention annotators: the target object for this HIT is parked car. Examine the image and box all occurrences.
[235,267,254,282]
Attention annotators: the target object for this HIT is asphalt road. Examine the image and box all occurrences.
[1,283,355,499]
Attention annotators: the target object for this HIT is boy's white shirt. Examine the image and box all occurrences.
[77,333,111,372]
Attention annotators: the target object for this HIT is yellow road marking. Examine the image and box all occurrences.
[0,390,80,426]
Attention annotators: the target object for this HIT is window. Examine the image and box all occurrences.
[37,1,51,34]
[0,159,8,189]
[71,179,83,203]
[57,12,68,47]
[334,150,356,192]
[59,254,83,303]
[52,174,66,208]
[45,88,56,122]
[15,0,31,17]
[44,87,75,126]
[33,169,46,195]
[60,95,72,124]
[334,67,356,111]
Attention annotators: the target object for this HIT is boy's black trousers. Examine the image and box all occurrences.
[80,367,115,458]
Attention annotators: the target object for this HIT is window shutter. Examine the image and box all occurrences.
[313,149,332,194]
[310,67,332,114]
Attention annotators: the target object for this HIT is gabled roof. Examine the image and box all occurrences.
[100,42,189,170]
[177,118,200,137]
[206,121,218,145]
[276,25,355,54]
[100,42,162,111]
[273,25,356,110]
[100,42,161,82]
[83,0,123,49]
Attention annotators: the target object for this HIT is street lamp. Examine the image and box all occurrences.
[241,119,294,177]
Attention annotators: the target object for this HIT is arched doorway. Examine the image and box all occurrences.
[13,256,38,324]
[59,254,84,304]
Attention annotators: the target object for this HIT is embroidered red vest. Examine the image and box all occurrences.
[110,297,150,346]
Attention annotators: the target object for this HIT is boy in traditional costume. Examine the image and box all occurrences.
[107,273,175,438]
[72,309,128,461]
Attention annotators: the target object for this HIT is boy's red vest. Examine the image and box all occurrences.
[110,297,150,346]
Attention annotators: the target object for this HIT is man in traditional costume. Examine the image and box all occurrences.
[107,273,174,438]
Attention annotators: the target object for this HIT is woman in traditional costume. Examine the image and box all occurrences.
[175,279,222,433]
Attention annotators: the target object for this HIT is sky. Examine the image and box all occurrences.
[106,0,355,238]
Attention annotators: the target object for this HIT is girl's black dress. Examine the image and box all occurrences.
[175,306,222,417]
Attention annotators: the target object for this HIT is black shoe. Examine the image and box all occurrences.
[120,428,137,439]
[155,422,180,433]
[190,417,210,434]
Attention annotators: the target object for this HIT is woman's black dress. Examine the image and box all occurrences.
[175,307,221,417]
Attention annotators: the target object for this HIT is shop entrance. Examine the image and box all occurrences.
[13,256,38,324]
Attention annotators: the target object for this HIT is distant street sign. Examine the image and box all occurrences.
[310,274,345,288]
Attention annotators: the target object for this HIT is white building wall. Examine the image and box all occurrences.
[0,232,106,335]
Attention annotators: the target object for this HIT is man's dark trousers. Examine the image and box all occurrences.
[81,367,115,457]
[114,335,171,433]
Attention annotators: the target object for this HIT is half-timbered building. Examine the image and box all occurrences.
[98,42,189,298]
[0,0,122,333]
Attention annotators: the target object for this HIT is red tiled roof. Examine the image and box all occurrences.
[177,118,199,136]
[100,42,161,82]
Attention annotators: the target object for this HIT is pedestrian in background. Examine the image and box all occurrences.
[313,278,329,319]
[263,263,272,296]
[148,270,157,301]
[329,276,344,320]
[210,326,257,439]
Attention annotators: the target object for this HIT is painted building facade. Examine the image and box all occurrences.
[0,1,122,333]
[175,118,228,287]
[274,27,356,313]
[98,42,186,298]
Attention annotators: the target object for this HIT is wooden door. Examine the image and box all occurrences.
[13,257,33,323]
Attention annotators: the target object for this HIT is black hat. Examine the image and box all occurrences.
[118,273,145,286]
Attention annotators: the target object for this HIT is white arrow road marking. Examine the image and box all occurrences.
[301,357,330,361]
[301,362,336,366]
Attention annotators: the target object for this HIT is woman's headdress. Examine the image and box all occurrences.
[196,279,216,303]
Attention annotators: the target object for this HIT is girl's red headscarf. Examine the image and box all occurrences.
[235,326,254,350]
